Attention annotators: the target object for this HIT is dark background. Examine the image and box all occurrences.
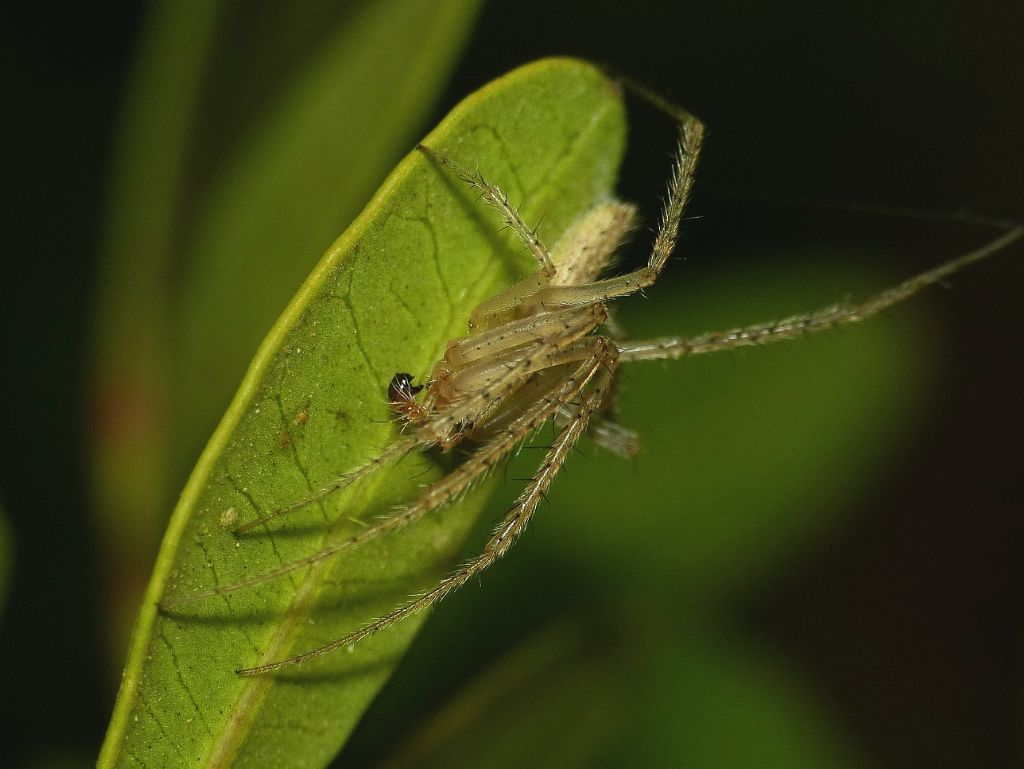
[2,1,1021,766]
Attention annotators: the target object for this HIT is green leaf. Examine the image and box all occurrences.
[90,0,482,667]
[98,59,626,769]
[170,0,487,479]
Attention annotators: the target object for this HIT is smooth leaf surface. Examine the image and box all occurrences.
[91,0,481,668]
[98,59,626,769]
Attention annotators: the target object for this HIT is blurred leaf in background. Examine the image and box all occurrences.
[374,617,631,769]
[0,499,11,620]
[90,0,482,673]
[376,615,870,769]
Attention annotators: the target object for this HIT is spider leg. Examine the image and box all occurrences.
[427,317,608,448]
[437,335,605,408]
[618,225,1024,363]
[552,350,639,459]
[473,117,703,318]
[464,199,636,331]
[467,360,637,458]
[164,356,605,609]
[515,118,703,312]
[232,434,423,535]
[237,344,618,676]
[443,304,605,368]
[466,198,634,331]
[556,408,640,459]
[417,144,556,277]
[466,199,636,332]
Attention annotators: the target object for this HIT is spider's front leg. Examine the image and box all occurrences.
[211,371,438,537]
[224,434,422,536]
[169,353,609,610]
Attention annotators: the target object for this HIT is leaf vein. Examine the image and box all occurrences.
[158,627,215,737]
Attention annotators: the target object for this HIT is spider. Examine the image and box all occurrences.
[163,85,1022,677]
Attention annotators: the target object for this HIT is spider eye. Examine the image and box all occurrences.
[387,372,422,403]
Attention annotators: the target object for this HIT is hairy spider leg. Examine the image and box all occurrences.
[465,358,637,458]
[600,74,1024,362]
[163,355,606,608]
[445,116,701,335]
[512,118,703,312]
[545,224,640,438]
[229,332,583,532]
[231,434,423,535]
[420,112,696,452]
[618,224,1024,363]
[237,343,618,676]
[228,173,638,536]
[220,76,1022,675]
[417,143,640,328]
[417,144,557,278]
[465,202,641,330]
[417,150,639,289]
[551,206,640,441]
[412,169,642,446]
[440,304,606,369]
[220,181,634,656]
[416,309,608,449]
[170,312,613,607]
[431,325,604,408]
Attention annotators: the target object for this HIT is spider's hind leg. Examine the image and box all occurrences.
[555,357,640,459]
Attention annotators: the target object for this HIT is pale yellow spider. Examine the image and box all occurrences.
[163,85,1022,677]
